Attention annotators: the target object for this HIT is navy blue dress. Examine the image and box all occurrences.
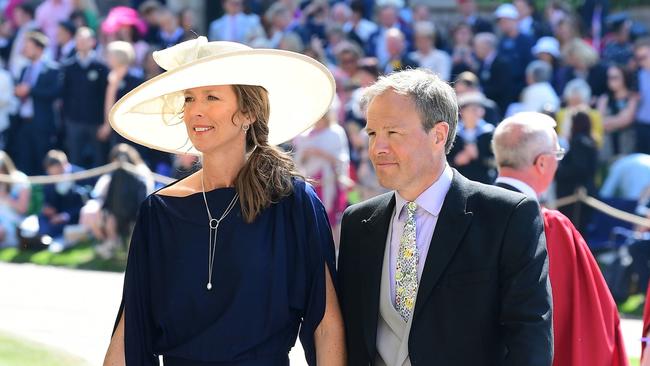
[112,179,337,365]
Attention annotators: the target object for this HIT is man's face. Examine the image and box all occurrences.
[378,7,397,28]
[635,45,650,70]
[22,39,41,60]
[473,39,491,60]
[497,18,517,35]
[386,34,404,58]
[366,90,444,195]
[75,33,95,53]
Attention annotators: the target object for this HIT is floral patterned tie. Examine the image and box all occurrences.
[395,201,418,322]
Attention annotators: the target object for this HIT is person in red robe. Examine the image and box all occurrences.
[492,112,628,366]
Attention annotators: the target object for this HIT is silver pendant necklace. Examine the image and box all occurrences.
[201,171,239,291]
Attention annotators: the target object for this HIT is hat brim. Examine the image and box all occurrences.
[109,49,335,156]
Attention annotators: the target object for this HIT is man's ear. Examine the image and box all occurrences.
[433,122,450,147]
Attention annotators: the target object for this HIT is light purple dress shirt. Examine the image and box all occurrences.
[388,164,453,305]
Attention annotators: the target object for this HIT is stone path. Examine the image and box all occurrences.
[0,262,643,365]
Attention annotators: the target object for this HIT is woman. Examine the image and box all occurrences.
[450,92,495,184]
[555,78,604,148]
[97,41,144,154]
[409,20,451,81]
[555,111,597,233]
[293,101,350,237]
[0,151,31,247]
[596,64,639,161]
[81,143,154,259]
[450,22,475,80]
[103,37,344,365]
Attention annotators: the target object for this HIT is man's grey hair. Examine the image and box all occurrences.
[361,69,458,153]
[474,32,497,50]
[563,78,592,103]
[492,112,558,170]
[526,60,552,83]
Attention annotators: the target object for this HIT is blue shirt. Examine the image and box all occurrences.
[388,164,453,304]
[637,69,650,124]
[599,154,650,200]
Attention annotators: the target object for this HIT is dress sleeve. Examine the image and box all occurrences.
[111,197,159,365]
[294,181,338,366]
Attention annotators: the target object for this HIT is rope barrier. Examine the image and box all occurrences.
[1,165,649,228]
[0,161,175,185]
[552,187,650,229]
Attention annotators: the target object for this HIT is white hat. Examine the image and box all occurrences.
[494,4,519,20]
[532,36,561,58]
[109,37,335,155]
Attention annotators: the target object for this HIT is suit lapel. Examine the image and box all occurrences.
[413,171,473,321]
[360,193,395,356]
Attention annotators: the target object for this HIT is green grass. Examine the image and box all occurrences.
[630,357,640,366]
[0,331,89,366]
[619,293,646,318]
[0,241,126,272]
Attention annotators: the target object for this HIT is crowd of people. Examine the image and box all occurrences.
[0,0,649,293]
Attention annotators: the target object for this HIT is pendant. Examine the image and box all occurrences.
[207,283,212,290]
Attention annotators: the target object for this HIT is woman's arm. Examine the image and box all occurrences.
[103,312,126,366]
[603,94,640,132]
[314,265,346,366]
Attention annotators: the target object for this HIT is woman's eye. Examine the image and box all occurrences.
[184,96,193,103]
[207,95,219,101]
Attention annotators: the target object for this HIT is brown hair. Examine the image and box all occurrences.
[232,85,302,223]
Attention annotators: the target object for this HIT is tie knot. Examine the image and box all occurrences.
[406,201,417,218]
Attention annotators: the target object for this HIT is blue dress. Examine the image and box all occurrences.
[112,179,337,365]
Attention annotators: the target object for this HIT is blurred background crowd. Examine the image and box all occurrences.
[0,0,649,303]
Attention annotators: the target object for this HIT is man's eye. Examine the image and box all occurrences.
[208,95,219,101]
[184,96,193,103]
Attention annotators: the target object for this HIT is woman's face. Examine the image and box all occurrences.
[607,66,624,92]
[415,34,433,52]
[453,25,472,46]
[183,85,250,155]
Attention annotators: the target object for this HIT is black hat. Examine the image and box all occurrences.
[58,20,76,36]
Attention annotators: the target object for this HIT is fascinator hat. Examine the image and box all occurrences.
[109,36,335,155]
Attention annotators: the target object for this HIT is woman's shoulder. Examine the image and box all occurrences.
[154,171,200,198]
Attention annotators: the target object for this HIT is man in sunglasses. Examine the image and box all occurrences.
[492,112,629,366]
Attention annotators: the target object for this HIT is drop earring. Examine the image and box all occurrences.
[242,124,250,132]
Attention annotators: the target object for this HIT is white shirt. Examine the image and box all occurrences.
[521,82,560,113]
[409,49,451,81]
[495,176,538,202]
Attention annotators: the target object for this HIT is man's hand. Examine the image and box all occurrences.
[14,83,30,98]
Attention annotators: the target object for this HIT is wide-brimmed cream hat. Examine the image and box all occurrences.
[109,36,335,155]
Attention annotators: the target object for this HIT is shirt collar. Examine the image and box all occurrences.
[395,164,453,219]
[495,176,538,201]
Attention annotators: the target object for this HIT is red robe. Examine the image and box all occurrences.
[642,281,650,355]
[543,208,629,366]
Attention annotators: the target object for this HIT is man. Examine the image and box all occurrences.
[366,4,413,66]
[599,153,650,201]
[54,20,76,63]
[492,112,628,366]
[7,3,37,79]
[209,0,261,44]
[34,0,72,53]
[12,31,62,176]
[61,27,108,168]
[519,60,560,113]
[338,69,552,365]
[38,150,85,249]
[473,32,515,113]
[457,0,492,34]
[453,71,501,124]
[381,28,418,75]
[494,3,535,99]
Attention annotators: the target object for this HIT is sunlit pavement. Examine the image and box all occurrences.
[0,263,308,365]
[0,262,643,365]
